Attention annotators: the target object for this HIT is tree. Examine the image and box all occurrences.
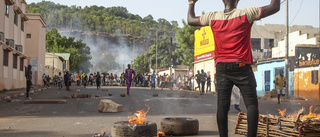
[174,20,200,68]
[46,28,92,72]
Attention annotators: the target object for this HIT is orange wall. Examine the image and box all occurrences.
[294,68,320,101]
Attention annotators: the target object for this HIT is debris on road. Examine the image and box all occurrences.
[153,93,159,97]
[98,99,123,113]
[24,99,67,104]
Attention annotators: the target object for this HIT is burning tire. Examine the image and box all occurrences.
[111,121,157,137]
[160,117,199,135]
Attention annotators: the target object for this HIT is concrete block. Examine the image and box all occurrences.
[153,93,158,97]
[98,99,123,113]
[24,99,67,104]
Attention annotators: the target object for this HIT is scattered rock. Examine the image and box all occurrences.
[95,95,100,97]
[19,93,25,96]
[71,93,91,98]
[60,96,71,99]
[76,89,80,92]
[30,91,35,94]
[167,93,173,97]
[194,94,199,98]
[120,92,126,97]
[38,89,42,92]
[98,99,123,113]
[4,96,11,100]
[153,93,159,97]
[180,94,186,98]
[71,93,79,98]
[24,99,67,104]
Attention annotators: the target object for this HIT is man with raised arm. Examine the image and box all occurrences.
[125,64,136,95]
[187,0,280,136]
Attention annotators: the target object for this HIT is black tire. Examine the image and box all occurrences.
[160,117,199,136]
[111,121,157,137]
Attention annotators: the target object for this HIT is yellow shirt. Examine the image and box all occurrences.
[274,74,285,89]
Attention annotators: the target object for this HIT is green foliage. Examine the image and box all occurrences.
[174,20,200,67]
[26,1,177,38]
[133,53,150,74]
[46,28,92,72]
[134,37,181,72]
[27,1,197,72]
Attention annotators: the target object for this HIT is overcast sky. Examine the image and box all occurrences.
[27,0,319,28]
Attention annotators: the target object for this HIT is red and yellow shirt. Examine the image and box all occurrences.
[199,7,262,65]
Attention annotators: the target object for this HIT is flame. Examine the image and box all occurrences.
[100,126,107,136]
[303,106,320,119]
[128,105,150,124]
[157,131,165,137]
[277,106,320,119]
[278,108,286,117]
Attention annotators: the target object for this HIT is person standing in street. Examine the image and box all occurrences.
[96,72,101,89]
[231,85,242,112]
[64,71,71,91]
[274,69,286,104]
[200,69,207,95]
[58,72,63,90]
[187,0,280,136]
[76,72,81,86]
[25,65,32,100]
[195,70,201,91]
[125,64,135,95]
[206,75,212,93]
[42,73,46,86]
[150,71,156,90]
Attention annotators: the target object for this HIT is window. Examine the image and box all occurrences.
[13,54,17,69]
[5,2,9,17]
[21,20,24,31]
[20,58,24,71]
[3,50,9,66]
[26,34,31,38]
[264,39,274,49]
[264,70,270,91]
[312,70,318,84]
[14,12,18,25]
[251,38,261,51]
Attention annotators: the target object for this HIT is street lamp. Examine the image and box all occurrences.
[155,31,158,88]
[156,31,158,75]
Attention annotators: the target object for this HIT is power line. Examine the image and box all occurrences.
[290,0,305,25]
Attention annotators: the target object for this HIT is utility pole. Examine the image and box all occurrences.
[285,0,289,98]
[156,31,158,88]
[52,53,54,80]
[169,37,173,76]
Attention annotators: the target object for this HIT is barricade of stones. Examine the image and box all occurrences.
[71,93,92,98]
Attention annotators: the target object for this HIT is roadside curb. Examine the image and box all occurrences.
[0,86,47,100]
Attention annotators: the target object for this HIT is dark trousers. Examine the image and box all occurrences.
[215,62,258,137]
[77,80,80,86]
[201,82,205,94]
[26,80,31,98]
[206,84,211,92]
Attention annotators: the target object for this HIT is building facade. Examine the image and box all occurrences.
[254,30,318,100]
[0,0,46,90]
[45,53,70,82]
[294,45,320,101]
[0,0,28,90]
[24,13,46,86]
